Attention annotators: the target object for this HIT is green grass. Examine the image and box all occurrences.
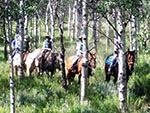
[0,37,150,113]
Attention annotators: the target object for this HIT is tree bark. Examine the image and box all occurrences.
[24,15,28,35]
[75,0,82,39]
[113,8,118,50]
[45,2,50,35]
[58,14,67,90]
[67,3,71,39]
[18,0,24,80]
[29,16,33,49]
[92,0,97,51]
[5,0,15,112]
[49,0,57,51]
[117,8,127,112]
[80,0,88,105]
[105,13,110,51]
[34,13,38,49]
[71,0,77,41]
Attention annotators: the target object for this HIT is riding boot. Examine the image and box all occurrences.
[108,64,112,75]
[41,55,45,71]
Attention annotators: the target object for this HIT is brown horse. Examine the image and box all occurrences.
[35,51,62,77]
[105,50,135,83]
[65,50,96,85]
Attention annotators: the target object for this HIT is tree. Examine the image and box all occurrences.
[57,0,67,90]
[80,0,88,105]
[18,0,24,80]
[97,0,142,112]
[4,0,15,112]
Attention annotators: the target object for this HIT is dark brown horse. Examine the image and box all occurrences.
[105,50,135,83]
[65,50,96,85]
[35,51,62,77]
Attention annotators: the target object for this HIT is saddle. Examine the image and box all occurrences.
[71,56,82,71]
[105,55,118,67]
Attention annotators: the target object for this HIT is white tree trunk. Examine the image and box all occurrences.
[71,0,77,41]
[97,17,101,42]
[45,3,50,35]
[92,1,97,51]
[81,0,88,105]
[117,8,127,112]
[18,0,24,80]
[5,0,15,112]
[130,15,138,62]
[49,1,56,51]
[105,13,110,51]
[75,0,82,39]
[113,8,118,50]
[29,17,33,49]
[38,21,41,43]
[34,13,38,49]
[67,3,71,39]
[24,15,28,35]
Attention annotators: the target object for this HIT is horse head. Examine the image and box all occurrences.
[88,50,96,69]
[51,52,62,70]
[126,49,135,73]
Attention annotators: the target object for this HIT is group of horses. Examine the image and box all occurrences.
[11,48,135,85]
[12,48,61,77]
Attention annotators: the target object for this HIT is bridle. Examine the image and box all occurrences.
[88,51,96,69]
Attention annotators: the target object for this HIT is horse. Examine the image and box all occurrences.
[12,51,29,76]
[35,51,62,77]
[25,48,43,76]
[105,50,135,83]
[65,50,96,85]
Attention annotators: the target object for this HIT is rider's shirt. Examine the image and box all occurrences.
[76,41,83,56]
[11,39,21,50]
[23,41,29,52]
[43,40,52,49]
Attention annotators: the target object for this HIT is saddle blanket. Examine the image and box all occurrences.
[105,55,118,67]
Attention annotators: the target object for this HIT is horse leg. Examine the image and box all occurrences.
[50,70,54,78]
[105,65,110,82]
[15,66,18,76]
[78,74,81,84]
[46,70,50,77]
[113,76,117,84]
[26,65,31,77]
[106,73,110,82]
[113,68,118,84]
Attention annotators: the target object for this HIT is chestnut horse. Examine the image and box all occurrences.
[65,50,96,85]
[105,50,135,83]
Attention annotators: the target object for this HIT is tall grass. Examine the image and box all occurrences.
[0,37,150,113]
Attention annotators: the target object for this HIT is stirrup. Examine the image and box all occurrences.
[108,71,111,75]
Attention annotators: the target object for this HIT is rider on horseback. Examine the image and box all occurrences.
[71,35,83,69]
[41,36,52,69]
[23,35,30,53]
[108,47,119,74]
[11,34,21,59]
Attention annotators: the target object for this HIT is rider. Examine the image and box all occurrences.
[71,35,83,69]
[108,47,119,74]
[23,35,30,53]
[11,34,21,59]
[41,36,52,69]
